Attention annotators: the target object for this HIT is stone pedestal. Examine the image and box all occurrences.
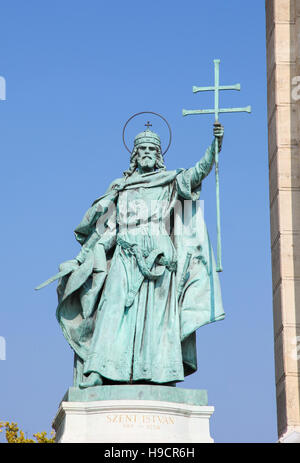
[279,429,300,443]
[53,385,214,443]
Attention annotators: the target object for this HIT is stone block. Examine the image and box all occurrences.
[274,0,294,23]
[285,376,300,427]
[284,325,300,375]
[271,236,281,290]
[266,0,275,41]
[53,386,214,443]
[274,23,296,63]
[272,282,283,335]
[267,27,276,79]
[276,105,293,147]
[269,193,279,246]
[275,64,294,106]
[273,279,300,335]
[267,108,278,160]
[280,279,296,325]
[274,330,285,384]
[280,233,300,278]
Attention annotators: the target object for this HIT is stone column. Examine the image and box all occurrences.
[265,0,300,442]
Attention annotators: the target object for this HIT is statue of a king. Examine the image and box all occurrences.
[48,122,225,388]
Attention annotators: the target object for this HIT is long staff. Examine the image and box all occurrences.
[182,58,251,272]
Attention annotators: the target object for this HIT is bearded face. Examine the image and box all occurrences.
[136,143,157,172]
[123,142,165,178]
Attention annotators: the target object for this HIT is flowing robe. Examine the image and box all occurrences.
[56,143,225,385]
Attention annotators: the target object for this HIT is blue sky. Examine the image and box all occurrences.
[0,1,276,443]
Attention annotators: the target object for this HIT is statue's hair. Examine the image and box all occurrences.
[123,145,166,178]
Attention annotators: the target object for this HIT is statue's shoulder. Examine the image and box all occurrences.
[161,168,185,176]
[91,178,123,206]
[106,177,124,192]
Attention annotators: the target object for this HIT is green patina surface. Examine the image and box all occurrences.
[63,385,208,406]
[37,105,227,390]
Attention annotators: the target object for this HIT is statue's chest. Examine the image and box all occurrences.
[120,185,168,202]
[117,186,170,222]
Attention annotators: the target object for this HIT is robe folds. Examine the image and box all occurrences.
[56,167,225,385]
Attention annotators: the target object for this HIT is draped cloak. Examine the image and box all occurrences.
[56,166,225,385]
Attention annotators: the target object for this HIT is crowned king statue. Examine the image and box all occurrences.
[37,116,225,388]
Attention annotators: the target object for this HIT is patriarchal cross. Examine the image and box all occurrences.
[182,59,251,272]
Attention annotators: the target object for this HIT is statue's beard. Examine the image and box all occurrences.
[138,161,156,173]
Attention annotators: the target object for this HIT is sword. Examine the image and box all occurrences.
[35,266,74,291]
[35,231,100,291]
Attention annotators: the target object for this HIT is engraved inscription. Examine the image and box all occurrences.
[105,413,175,430]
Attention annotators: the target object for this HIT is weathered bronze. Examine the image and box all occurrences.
[37,115,225,388]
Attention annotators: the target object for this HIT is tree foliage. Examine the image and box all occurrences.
[0,421,55,443]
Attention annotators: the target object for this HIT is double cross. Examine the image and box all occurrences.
[182,59,251,272]
[182,59,251,121]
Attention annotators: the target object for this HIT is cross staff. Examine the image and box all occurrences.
[182,59,251,272]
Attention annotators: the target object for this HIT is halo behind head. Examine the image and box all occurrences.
[122,111,172,156]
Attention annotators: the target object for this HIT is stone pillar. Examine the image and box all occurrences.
[265,0,300,442]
